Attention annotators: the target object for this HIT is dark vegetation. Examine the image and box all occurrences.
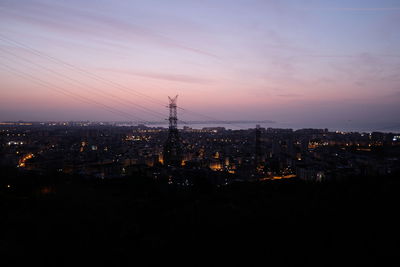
[1,168,399,266]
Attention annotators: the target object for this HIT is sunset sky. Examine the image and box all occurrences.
[0,0,399,131]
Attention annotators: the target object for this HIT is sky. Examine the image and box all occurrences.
[0,0,399,131]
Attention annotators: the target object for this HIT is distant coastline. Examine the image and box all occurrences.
[1,120,399,133]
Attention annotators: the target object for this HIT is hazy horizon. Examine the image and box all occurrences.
[1,0,399,131]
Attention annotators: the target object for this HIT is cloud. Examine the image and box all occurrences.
[276,93,303,98]
[299,54,400,59]
[302,7,400,11]
[99,68,213,84]
[0,0,220,59]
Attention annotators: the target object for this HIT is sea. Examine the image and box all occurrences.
[144,122,400,133]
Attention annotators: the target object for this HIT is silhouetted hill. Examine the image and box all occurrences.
[1,173,399,266]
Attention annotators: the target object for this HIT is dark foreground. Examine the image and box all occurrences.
[1,172,399,266]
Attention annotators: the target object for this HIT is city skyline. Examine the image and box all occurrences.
[1,0,400,131]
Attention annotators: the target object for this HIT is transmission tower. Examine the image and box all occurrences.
[255,124,262,171]
[163,95,182,167]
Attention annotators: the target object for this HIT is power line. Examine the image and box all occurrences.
[0,34,248,129]
[0,46,167,120]
[0,61,151,123]
[0,34,167,107]
[0,35,191,124]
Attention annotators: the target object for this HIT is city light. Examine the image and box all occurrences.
[18,153,34,167]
